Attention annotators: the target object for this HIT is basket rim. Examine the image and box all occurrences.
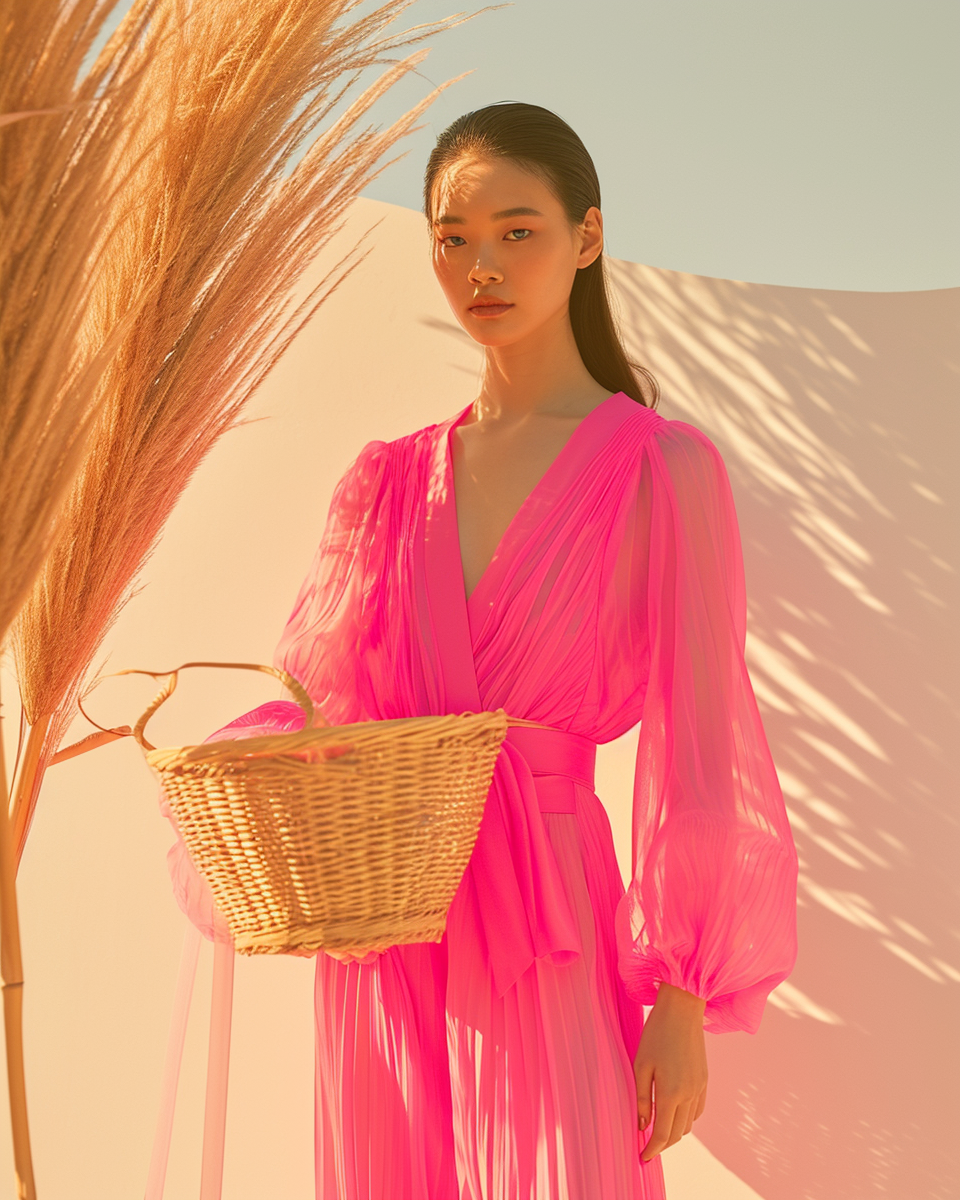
[145,708,510,769]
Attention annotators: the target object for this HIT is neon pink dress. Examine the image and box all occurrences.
[163,391,799,1199]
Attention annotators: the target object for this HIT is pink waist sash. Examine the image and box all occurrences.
[456,720,600,998]
[504,723,597,812]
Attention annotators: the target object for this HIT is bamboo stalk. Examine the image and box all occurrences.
[0,675,36,1200]
[9,718,50,865]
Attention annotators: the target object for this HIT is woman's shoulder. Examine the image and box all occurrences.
[338,416,445,497]
[616,404,733,507]
[630,404,726,465]
[363,405,454,449]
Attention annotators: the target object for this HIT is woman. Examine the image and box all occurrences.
[166,101,799,1199]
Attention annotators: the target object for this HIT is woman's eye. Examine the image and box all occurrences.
[439,229,531,248]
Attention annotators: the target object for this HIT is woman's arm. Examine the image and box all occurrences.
[615,420,799,1155]
[634,982,708,1159]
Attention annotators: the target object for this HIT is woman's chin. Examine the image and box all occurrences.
[461,322,530,349]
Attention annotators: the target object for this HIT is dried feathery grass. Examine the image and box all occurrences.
[0,0,176,645]
[1,7,182,1192]
[8,0,494,863]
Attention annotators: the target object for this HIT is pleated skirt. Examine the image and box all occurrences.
[312,785,667,1200]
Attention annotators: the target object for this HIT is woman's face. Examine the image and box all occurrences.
[429,154,603,349]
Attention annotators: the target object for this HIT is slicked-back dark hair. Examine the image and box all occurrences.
[423,101,659,407]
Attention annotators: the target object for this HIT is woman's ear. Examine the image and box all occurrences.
[577,206,604,269]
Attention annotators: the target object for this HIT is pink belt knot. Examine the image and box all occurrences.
[450,714,598,997]
[504,723,597,812]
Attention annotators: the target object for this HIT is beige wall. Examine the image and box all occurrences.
[607,260,958,1199]
[1,197,955,1198]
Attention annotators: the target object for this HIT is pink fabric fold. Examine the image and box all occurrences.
[144,923,202,1200]
[459,736,584,998]
[506,722,597,813]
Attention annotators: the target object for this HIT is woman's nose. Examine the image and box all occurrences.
[468,257,502,285]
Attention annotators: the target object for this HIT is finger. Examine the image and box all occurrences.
[640,1096,677,1162]
[655,1096,690,1152]
[325,948,361,964]
[693,1087,707,1123]
[634,1062,654,1130]
[672,1097,695,1141]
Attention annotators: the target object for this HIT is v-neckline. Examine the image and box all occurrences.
[444,391,626,610]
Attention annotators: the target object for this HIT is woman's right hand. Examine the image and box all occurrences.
[323,946,387,966]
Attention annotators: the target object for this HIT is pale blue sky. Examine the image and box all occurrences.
[93,0,957,291]
[350,0,958,291]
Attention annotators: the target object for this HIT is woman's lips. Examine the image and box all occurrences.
[469,303,513,317]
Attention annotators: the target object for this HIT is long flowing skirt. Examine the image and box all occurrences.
[312,787,667,1200]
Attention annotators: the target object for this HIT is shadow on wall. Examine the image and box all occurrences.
[605,261,958,1200]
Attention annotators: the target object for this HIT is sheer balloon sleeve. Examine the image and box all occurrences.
[613,420,799,1034]
[159,438,388,940]
[271,436,389,724]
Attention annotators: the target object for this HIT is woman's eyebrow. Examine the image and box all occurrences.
[433,206,544,226]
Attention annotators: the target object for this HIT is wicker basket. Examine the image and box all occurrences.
[116,660,522,957]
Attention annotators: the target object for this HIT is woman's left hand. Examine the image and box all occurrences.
[633,982,708,1161]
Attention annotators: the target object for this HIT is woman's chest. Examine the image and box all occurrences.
[370,430,646,720]
[450,415,593,604]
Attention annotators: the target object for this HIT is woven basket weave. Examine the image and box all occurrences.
[119,661,520,957]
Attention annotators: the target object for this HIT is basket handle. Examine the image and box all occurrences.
[77,661,320,753]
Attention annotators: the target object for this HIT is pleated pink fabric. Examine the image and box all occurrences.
[161,391,799,1199]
